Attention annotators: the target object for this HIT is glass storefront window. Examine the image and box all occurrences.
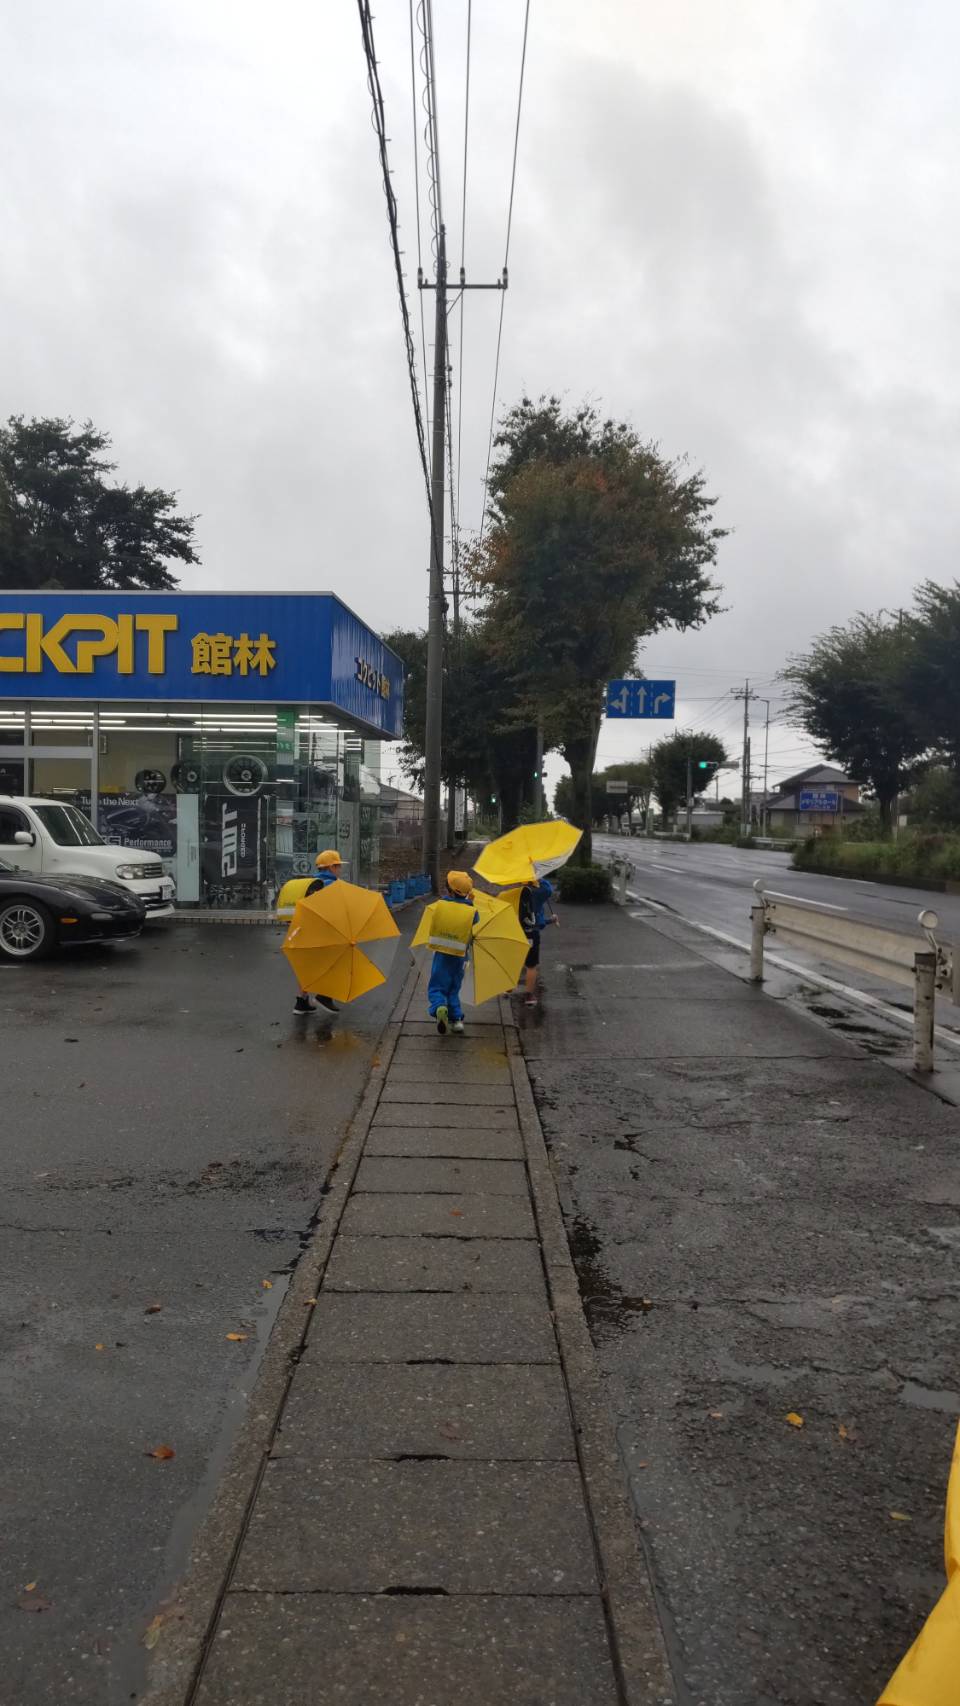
[0,700,402,908]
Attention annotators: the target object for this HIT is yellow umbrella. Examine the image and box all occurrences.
[473,819,581,887]
[282,879,400,1003]
[877,1421,960,1705]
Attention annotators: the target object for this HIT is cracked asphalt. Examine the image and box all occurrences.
[518,902,960,1706]
[0,921,410,1706]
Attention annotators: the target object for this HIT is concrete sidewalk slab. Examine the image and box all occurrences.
[274,1362,575,1459]
[371,1101,520,1127]
[387,1059,513,1083]
[195,1594,621,1706]
[365,1125,524,1158]
[304,1290,557,1363]
[232,1458,600,1593]
[340,1190,536,1238]
[379,1081,517,1105]
[323,1234,543,1292]
[355,1155,528,1194]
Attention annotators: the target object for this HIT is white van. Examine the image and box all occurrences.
[0,797,176,916]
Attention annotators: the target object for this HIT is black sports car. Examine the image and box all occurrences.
[0,859,146,963]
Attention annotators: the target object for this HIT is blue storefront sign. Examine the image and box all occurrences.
[799,789,840,812]
[0,592,404,738]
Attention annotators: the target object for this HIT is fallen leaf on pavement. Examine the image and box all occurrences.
[261,1279,273,1290]
[225,1333,248,1342]
[144,1303,162,1315]
[709,1410,724,1420]
[95,1343,105,1352]
[890,1511,911,1522]
[143,1616,164,1649]
[17,1591,52,1613]
[24,1581,37,1592]
[785,1412,804,1428]
[450,1209,463,1218]
[304,1298,317,1307]
[146,1444,176,1461]
[437,1421,461,1441]
[838,1423,850,1441]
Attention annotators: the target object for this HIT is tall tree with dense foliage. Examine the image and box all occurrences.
[0,416,199,589]
[384,622,540,824]
[471,396,725,860]
[784,616,925,834]
[650,731,728,819]
[904,581,960,771]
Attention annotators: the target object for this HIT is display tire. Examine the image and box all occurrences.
[0,898,56,962]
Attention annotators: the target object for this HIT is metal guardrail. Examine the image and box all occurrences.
[750,881,956,1072]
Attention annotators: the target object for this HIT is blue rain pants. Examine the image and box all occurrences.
[428,952,466,1022]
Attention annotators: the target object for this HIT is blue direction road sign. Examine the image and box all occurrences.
[606,679,676,720]
[799,789,840,812]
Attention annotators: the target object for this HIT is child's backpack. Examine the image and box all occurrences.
[427,899,475,957]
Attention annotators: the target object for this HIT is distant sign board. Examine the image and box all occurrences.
[606,679,675,720]
[605,780,629,795]
[799,789,840,813]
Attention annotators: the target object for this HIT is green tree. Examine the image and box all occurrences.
[906,766,960,828]
[0,415,198,590]
[651,731,727,819]
[384,622,539,827]
[904,581,960,772]
[471,396,724,861]
[784,615,924,835]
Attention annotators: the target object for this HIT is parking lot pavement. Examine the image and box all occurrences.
[519,903,960,1706]
[0,920,410,1706]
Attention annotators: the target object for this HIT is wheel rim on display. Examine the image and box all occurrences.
[0,906,46,956]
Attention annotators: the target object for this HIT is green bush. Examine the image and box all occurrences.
[555,863,613,903]
[736,834,757,849]
[793,832,960,883]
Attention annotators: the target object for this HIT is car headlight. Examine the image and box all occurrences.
[91,911,114,922]
[115,864,143,880]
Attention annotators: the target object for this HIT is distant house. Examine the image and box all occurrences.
[759,764,862,836]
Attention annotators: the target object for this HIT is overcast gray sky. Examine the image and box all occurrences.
[3,1,958,791]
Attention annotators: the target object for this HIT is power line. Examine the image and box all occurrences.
[356,0,438,560]
[408,0,431,444]
[456,0,471,536]
[478,0,531,545]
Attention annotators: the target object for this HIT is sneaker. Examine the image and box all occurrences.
[316,996,338,1013]
[524,994,539,1008]
[435,1005,449,1035]
[293,994,316,1014]
[451,1019,465,1034]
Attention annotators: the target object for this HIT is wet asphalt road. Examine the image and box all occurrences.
[594,835,960,1038]
[519,902,960,1706]
[0,920,411,1706]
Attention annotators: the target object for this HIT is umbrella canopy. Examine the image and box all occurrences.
[412,895,528,1006]
[275,876,316,920]
[474,820,581,887]
[283,879,400,1002]
[463,896,530,1006]
[877,1421,960,1705]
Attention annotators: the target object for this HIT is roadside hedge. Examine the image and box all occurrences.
[555,863,613,903]
[793,833,960,883]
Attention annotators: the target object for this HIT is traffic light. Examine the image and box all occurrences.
[697,760,710,770]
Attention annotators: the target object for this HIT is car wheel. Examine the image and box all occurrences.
[0,899,55,961]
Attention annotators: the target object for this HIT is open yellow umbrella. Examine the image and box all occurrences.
[473,819,581,887]
[283,880,400,1003]
[877,1421,960,1705]
[411,895,529,1006]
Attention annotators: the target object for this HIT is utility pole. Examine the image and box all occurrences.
[760,699,771,836]
[422,223,448,893]
[419,249,509,889]
[685,746,693,840]
[731,680,759,836]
